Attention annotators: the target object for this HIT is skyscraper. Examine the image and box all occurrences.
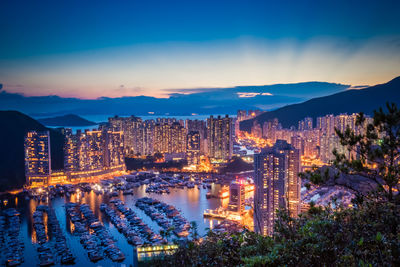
[207,115,233,161]
[254,140,300,236]
[154,122,187,154]
[186,119,207,154]
[24,131,51,186]
[104,130,125,167]
[187,131,201,165]
[64,129,124,172]
[108,115,142,155]
[170,122,187,154]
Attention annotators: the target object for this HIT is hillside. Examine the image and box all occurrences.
[240,76,400,130]
[0,111,64,191]
[38,114,96,126]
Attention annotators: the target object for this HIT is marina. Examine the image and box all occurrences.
[0,172,237,266]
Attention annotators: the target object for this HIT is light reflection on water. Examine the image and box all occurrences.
[1,184,224,266]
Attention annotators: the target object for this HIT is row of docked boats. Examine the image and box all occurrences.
[46,206,75,264]
[65,202,125,262]
[33,207,54,266]
[135,197,190,238]
[101,199,163,245]
[79,203,125,262]
[1,208,24,266]
[34,205,75,265]
[65,203,103,262]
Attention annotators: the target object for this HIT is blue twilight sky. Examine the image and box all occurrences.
[0,0,400,98]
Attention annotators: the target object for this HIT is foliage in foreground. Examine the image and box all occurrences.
[146,200,399,266]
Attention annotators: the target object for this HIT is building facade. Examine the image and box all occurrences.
[227,180,246,214]
[254,140,300,236]
[24,131,51,186]
[207,115,233,161]
[187,131,201,165]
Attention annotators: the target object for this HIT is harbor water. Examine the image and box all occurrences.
[0,184,227,266]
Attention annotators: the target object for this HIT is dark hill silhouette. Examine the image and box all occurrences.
[0,111,64,191]
[38,114,96,126]
[240,76,400,131]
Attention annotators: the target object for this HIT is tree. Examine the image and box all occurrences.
[189,221,199,241]
[302,103,400,203]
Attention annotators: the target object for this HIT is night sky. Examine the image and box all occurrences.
[1,0,399,98]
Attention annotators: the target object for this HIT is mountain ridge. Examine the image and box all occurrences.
[240,76,400,130]
[38,114,97,126]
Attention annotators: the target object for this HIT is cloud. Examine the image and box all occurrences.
[237,92,274,98]
[163,88,218,95]
[348,85,370,90]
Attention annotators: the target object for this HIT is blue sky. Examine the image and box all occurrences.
[0,0,399,98]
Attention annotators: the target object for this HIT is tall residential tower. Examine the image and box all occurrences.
[254,140,301,236]
[207,115,233,161]
[24,131,51,186]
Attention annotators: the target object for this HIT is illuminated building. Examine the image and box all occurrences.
[63,128,125,182]
[290,135,304,155]
[170,122,187,154]
[48,170,68,184]
[86,130,105,170]
[185,119,207,154]
[298,117,313,131]
[316,113,367,163]
[251,121,262,138]
[154,123,171,154]
[139,120,155,156]
[254,140,300,236]
[207,115,233,161]
[24,131,51,186]
[187,131,201,165]
[108,115,142,155]
[136,244,178,262]
[227,180,246,214]
[154,122,187,154]
[104,130,125,167]
[237,110,248,122]
[156,117,177,124]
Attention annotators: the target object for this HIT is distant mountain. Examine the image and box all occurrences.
[38,114,96,126]
[240,76,400,131]
[0,82,349,116]
[0,111,64,191]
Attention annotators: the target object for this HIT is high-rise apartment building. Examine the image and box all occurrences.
[104,130,125,167]
[64,129,124,172]
[298,117,313,131]
[186,119,207,154]
[207,115,233,161]
[237,110,248,122]
[187,131,201,165]
[25,131,51,186]
[227,180,246,214]
[170,122,187,154]
[254,140,300,236]
[108,115,142,155]
[139,120,155,156]
[154,122,187,155]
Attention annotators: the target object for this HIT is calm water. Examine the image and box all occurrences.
[0,184,227,266]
